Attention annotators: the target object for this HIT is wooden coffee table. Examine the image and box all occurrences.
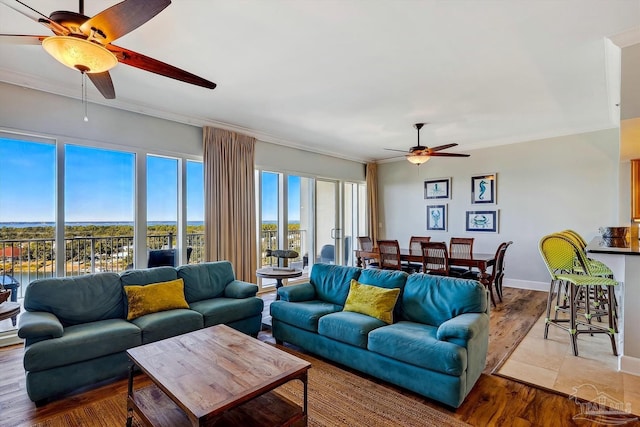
[126,324,310,427]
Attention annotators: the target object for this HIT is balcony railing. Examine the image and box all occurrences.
[1,229,306,299]
[0,233,205,299]
[260,229,306,267]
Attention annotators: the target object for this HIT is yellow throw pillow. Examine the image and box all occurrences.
[124,278,189,321]
[343,279,401,324]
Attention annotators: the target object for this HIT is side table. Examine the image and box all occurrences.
[0,302,20,327]
[256,267,303,300]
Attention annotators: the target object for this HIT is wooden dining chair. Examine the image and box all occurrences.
[420,242,450,276]
[357,236,379,268]
[377,240,414,273]
[449,237,474,277]
[408,236,431,271]
[493,241,513,301]
[467,241,513,303]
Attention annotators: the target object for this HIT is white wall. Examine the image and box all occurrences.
[0,82,202,157]
[377,128,621,287]
[255,142,365,181]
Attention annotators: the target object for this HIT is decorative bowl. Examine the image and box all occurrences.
[599,227,629,238]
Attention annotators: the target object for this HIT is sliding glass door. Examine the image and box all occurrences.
[315,179,341,265]
[343,181,367,266]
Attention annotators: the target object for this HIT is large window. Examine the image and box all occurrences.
[186,160,204,264]
[0,136,56,328]
[256,169,364,293]
[0,134,204,303]
[288,175,312,271]
[147,155,178,268]
[65,145,135,275]
[260,171,280,268]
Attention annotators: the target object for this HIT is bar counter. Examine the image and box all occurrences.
[587,237,640,375]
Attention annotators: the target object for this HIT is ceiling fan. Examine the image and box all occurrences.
[0,0,216,100]
[385,123,470,165]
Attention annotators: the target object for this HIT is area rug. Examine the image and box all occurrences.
[32,349,470,427]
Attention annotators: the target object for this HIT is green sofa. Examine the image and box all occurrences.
[270,264,489,408]
[17,261,263,404]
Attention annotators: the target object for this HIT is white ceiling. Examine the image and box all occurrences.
[1,0,639,163]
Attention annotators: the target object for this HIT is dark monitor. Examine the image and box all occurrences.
[148,249,176,268]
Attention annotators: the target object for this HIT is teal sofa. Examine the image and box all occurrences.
[17,261,263,404]
[270,264,489,408]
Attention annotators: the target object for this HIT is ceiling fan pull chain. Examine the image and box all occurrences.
[82,72,88,122]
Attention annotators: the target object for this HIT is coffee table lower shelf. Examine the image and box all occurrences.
[128,383,306,427]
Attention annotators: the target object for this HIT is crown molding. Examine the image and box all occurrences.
[0,69,368,164]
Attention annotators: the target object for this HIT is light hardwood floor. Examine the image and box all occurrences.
[0,288,632,426]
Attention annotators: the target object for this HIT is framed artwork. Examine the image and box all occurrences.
[424,177,451,200]
[471,173,496,204]
[427,204,447,231]
[465,210,499,233]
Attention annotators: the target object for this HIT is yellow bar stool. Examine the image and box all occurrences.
[539,233,618,356]
[560,230,618,332]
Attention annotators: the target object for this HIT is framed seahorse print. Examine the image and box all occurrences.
[471,173,496,204]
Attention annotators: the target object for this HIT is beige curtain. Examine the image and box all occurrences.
[203,127,257,282]
[366,162,379,245]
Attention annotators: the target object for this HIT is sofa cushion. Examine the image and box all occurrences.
[343,280,400,324]
[318,311,386,348]
[358,268,408,290]
[130,309,203,344]
[120,266,178,286]
[23,319,141,372]
[270,300,342,332]
[177,261,235,303]
[368,321,467,376]
[309,263,362,306]
[24,273,124,326]
[224,280,259,298]
[124,278,189,320]
[401,274,487,326]
[190,297,264,327]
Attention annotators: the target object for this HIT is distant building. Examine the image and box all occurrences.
[1,246,21,261]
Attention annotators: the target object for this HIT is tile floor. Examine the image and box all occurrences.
[497,313,640,416]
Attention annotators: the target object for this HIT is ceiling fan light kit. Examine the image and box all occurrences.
[383,123,471,165]
[1,0,216,101]
[406,154,430,165]
[42,36,118,73]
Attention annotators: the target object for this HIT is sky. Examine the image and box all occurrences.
[0,137,204,223]
[0,136,298,223]
[262,172,300,222]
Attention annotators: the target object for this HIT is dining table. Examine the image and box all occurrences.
[354,248,498,306]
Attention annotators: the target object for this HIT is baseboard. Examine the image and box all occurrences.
[503,278,548,292]
[0,330,23,347]
[620,355,640,376]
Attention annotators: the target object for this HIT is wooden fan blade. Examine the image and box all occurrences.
[428,143,458,152]
[384,148,410,153]
[0,0,69,35]
[87,71,116,99]
[380,154,407,161]
[80,0,171,44]
[429,152,470,157]
[108,44,217,89]
[0,34,45,45]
